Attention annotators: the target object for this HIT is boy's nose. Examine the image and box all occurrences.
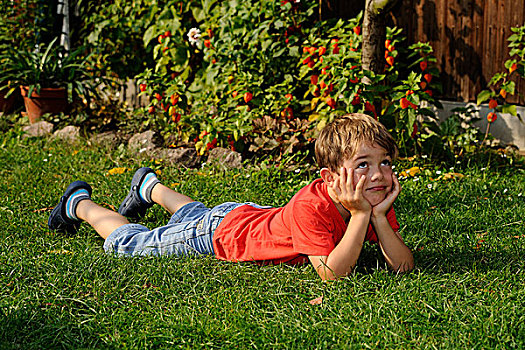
[370,167,385,181]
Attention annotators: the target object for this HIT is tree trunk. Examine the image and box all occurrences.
[361,0,399,115]
[362,0,398,75]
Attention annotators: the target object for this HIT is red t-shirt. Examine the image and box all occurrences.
[212,179,400,265]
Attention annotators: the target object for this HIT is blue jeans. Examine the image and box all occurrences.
[103,201,244,257]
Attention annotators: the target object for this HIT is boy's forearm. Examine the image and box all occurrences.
[371,215,414,273]
[317,212,370,280]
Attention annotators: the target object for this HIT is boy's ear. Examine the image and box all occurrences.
[320,168,336,185]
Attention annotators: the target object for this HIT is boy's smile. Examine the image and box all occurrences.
[340,143,394,207]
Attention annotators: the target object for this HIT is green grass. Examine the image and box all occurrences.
[1,133,524,349]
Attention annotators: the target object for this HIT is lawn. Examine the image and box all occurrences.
[0,132,524,349]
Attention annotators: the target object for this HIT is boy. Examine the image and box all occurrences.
[48,113,414,280]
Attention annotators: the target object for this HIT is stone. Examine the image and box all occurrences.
[128,130,159,154]
[53,125,80,142]
[90,131,120,147]
[155,147,200,168]
[22,121,53,138]
[207,147,243,169]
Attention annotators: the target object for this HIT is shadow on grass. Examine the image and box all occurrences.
[353,242,522,275]
[413,247,523,274]
[0,307,113,350]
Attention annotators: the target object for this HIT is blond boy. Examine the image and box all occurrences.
[49,113,413,280]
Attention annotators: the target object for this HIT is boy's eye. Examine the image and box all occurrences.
[357,162,368,169]
[381,159,392,166]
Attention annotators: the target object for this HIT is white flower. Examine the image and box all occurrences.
[187,28,201,46]
[503,188,508,194]
[436,170,441,175]
[427,184,433,189]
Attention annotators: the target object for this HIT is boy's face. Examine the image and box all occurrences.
[340,143,394,207]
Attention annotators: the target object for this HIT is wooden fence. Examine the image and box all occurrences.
[323,0,525,105]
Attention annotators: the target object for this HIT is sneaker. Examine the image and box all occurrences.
[48,181,92,234]
[118,167,157,218]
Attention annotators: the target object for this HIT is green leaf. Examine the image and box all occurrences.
[501,104,517,116]
[144,26,157,47]
[476,90,492,105]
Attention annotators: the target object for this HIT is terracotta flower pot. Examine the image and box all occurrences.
[0,88,16,114]
[20,86,68,124]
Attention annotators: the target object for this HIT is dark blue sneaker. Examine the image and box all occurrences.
[48,181,92,234]
[118,167,158,218]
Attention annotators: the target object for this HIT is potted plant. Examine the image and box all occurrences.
[0,38,98,123]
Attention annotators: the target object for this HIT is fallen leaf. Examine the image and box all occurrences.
[33,206,54,212]
[101,202,117,211]
[441,172,464,180]
[48,250,72,255]
[309,296,323,305]
[170,182,180,188]
[400,166,422,177]
[107,167,128,175]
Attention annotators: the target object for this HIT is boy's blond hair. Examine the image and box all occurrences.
[315,113,398,171]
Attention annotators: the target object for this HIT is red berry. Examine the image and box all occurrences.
[148,106,155,114]
[488,99,497,109]
[139,83,146,92]
[365,101,375,112]
[353,26,361,35]
[509,63,517,74]
[487,112,497,123]
[424,73,432,83]
[155,93,162,101]
[164,31,171,37]
[302,56,311,65]
[420,61,428,71]
[406,90,414,96]
[386,56,394,66]
[307,60,315,68]
[311,75,318,85]
[232,91,238,98]
[243,92,253,103]
[318,46,327,56]
[308,47,316,56]
[285,93,293,102]
[170,94,179,105]
[400,98,409,109]
[425,90,433,96]
[326,97,336,109]
[158,35,164,44]
[333,46,340,54]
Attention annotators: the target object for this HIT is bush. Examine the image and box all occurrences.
[133,1,450,159]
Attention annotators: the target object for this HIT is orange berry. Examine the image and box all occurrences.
[509,63,517,74]
[500,89,507,99]
[400,98,409,109]
[386,56,394,66]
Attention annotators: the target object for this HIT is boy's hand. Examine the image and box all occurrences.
[332,167,371,216]
[372,173,400,218]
